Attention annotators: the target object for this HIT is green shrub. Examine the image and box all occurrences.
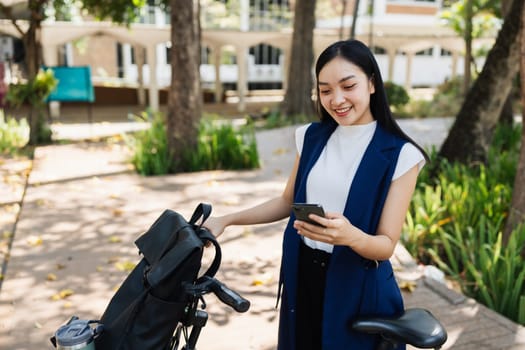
[403,123,524,325]
[429,219,525,325]
[126,114,260,175]
[0,111,29,155]
[126,112,173,176]
[384,81,410,109]
[256,109,313,130]
[184,118,259,171]
[399,77,464,118]
[6,69,57,144]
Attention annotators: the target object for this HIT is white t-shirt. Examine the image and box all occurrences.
[295,121,425,253]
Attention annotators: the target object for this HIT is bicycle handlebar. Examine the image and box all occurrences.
[186,276,251,313]
[210,278,250,313]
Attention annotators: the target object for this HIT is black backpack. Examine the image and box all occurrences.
[94,203,222,350]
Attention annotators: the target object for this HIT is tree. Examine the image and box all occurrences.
[280,0,317,119]
[82,0,201,170]
[439,0,500,94]
[0,0,149,144]
[499,0,516,126]
[166,0,202,170]
[0,0,48,80]
[438,0,523,164]
[0,0,52,144]
[503,3,525,242]
[350,0,361,39]
[339,0,348,40]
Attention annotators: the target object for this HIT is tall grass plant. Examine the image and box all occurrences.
[183,118,259,171]
[126,114,259,175]
[403,123,524,324]
[0,111,29,155]
[126,112,173,176]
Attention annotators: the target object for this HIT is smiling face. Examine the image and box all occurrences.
[317,56,375,126]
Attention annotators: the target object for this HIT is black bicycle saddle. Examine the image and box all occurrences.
[351,308,448,348]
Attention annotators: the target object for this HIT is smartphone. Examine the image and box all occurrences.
[291,203,326,226]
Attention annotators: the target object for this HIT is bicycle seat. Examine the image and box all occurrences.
[351,308,447,349]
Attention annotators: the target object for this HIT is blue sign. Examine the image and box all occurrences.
[45,66,95,103]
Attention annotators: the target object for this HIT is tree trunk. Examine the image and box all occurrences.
[25,12,45,145]
[135,45,146,106]
[350,0,360,39]
[167,0,202,171]
[463,0,473,94]
[503,2,525,243]
[438,0,523,164]
[498,93,514,126]
[339,0,348,40]
[281,0,317,120]
[498,0,515,127]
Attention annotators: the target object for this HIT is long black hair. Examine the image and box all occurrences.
[314,39,429,161]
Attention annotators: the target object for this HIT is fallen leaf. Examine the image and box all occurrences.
[399,280,417,293]
[112,209,123,217]
[107,256,120,264]
[35,199,48,207]
[251,272,273,286]
[272,148,289,155]
[47,273,57,281]
[51,289,74,301]
[221,199,239,206]
[108,236,122,243]
[115,260,136,272]
[26,236,43,247]
[34,322,42,329]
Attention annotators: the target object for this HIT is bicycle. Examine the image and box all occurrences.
[351,307,448,349]
[171,278,447,350]
[169,275,250,350]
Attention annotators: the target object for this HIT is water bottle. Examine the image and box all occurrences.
[54,318,99,350]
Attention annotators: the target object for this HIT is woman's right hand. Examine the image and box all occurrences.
[203,216,228,238]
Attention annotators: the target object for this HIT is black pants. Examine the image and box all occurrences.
[295,241,331,350]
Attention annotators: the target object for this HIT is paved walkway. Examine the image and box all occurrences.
[0,108,524,349]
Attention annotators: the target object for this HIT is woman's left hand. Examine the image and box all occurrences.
[293,212,357,246]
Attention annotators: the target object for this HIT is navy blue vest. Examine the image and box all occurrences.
[277,121,407,350]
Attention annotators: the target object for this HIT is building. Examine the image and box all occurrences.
[0,0,496,111]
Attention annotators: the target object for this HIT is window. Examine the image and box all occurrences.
[388,0,437,2]
[415,48,433,56]
[249,44,282,65]
[440,48,452,56]
[371,46,387,55]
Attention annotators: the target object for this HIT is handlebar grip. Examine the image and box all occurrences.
[212,279,250,313]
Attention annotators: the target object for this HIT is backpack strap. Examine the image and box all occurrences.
[189,203,222,280]
[197,227,222,280]
[189,203,212,228]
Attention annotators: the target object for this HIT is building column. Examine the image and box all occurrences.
[146,43,159,111]
[387,49,396,82]
[404,52,414,91]
[236,46,248,112]
[42,44,60,118]
[450,51,459,79]
[42,44,58,66]
[135,45,146,106]
[280,50,288,91]
[213,46,223,103]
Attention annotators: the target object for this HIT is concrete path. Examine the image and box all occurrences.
[0,115,524,349]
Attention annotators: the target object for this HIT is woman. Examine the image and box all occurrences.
[204,39,428,350]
